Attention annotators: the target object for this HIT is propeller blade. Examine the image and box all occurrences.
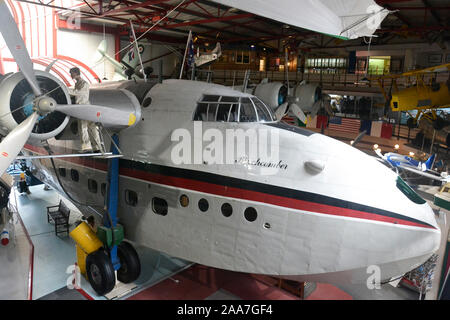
[0,112,39,176]
[290,103,307,124]
[274,102,289,121]
[351,131,366,147]
[0,2,41,97]
[45,59,59,73]
[310,100,322,119]
[400,165,446,181]
[55,104,138,127]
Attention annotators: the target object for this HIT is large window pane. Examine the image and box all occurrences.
[207,103,218,121]
[193,103,208,121]
[252,98,273,122]
[228,103,239,122]
[239,98,257,122]
[202,95,220,102]
[217,104,231,122]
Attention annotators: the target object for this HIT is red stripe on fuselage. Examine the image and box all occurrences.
[23,144,435,230]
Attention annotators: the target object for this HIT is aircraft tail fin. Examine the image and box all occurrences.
[425,154,436,170]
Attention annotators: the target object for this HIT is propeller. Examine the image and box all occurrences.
[0,112,39,176]
[0,2,139,177]
[0,2,41,97]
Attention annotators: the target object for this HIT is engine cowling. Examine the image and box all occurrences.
[253,82,288,109]
[0,70,70,141]
[293,83,322,113]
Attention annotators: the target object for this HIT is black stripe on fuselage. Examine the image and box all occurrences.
[117,159,434,229]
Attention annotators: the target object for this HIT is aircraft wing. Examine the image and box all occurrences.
[402,63,450,77]
[209,0,390,40]
[399,165,447,181]
[371,63,450,80]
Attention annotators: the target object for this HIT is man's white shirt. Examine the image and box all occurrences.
[68,79,90,104]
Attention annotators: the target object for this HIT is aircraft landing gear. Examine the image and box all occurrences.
[117,241,141,283]
[86,250,116,296]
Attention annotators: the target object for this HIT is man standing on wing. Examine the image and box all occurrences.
[68,67,105,153]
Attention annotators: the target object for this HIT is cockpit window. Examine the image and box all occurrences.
[252,97,273,122]
[240,98,257,122]
[193,103,208,121]
[396,176,426,205]
[207,103,218,121]
[203,95,221,102]
[193,95,275,123]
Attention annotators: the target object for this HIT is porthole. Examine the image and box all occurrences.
[180,194,189,207]
[244,207,257,222]
[143,97,152,108]
[58,168,66,177]
[198,198,209,212]
[70,169,79,182]
[152,197,168,216]
[221,203,233,217]
[125,189,138,207]
[88,179,98,194]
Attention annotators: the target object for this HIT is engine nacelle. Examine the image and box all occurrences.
[253,82,288,109]
[0,70,70,141]
[293,83,322,113]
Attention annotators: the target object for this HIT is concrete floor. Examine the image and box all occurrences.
[7,184,192,300]
[12,184,83,299]
[0,210,32,300]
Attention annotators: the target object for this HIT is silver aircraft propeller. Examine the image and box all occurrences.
[0,1,42,97]
[274,98,307,124]
[0,112,39,176]
[0,2,137,176]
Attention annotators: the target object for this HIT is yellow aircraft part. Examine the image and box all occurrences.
[128,113,136,126]
[70,221,103,276]
[390,83,450,112]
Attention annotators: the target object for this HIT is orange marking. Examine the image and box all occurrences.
[96,112,100,118]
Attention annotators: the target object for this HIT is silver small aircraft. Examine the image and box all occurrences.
[0,3,441,295]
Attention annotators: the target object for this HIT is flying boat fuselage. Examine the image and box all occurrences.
[24,80,441,284]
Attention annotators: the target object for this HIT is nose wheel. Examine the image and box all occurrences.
[86,250,116,296]
[117,241,141,283]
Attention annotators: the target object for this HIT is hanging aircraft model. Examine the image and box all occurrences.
[374,149,449,182]
[96,40,156,81]
[0,3,442,296]
[194,42,222,68]
[373,63,450,129]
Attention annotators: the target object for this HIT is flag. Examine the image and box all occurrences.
[187,32,195,68]
[381,123,393,139]
[328,117,361,134]
[306,115,317,129]
[370,121,383,137]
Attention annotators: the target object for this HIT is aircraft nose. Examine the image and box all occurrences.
[423,204,441,252]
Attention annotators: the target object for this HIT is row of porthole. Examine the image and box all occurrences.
[58,167,139,206]
[152,194,258,222]
[58,167,259,223]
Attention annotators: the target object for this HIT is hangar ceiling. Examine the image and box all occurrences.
[16,0,450,49]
